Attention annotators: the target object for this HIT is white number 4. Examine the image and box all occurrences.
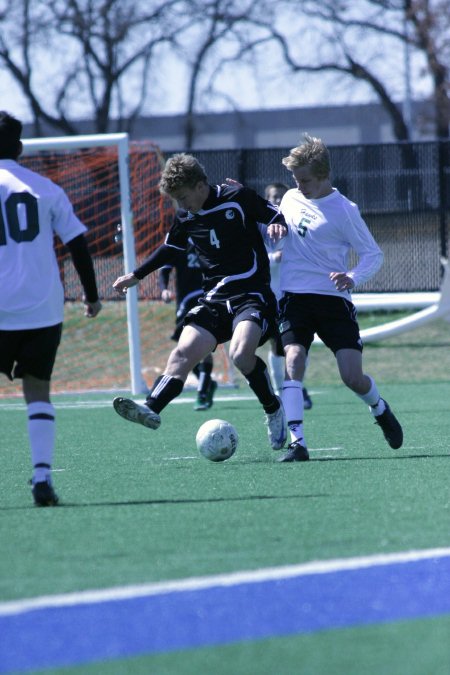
[210,229,220,248]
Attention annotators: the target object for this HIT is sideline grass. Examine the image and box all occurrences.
[1,307,449,398]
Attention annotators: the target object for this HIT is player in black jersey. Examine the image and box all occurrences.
[112,153,287,452]
[158,242,217,411]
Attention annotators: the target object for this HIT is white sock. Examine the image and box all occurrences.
[357,376,386,416]
[27,402,55,483]
[282,379,306,446]
[268,351,284,395]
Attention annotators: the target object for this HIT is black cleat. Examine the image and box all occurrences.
[194,380,218,411]
[277,441,310,463]
[374,401,403,449]
[31,479,59,507]
[303,387,313,410]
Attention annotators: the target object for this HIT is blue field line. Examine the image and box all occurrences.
[1,554,450,673]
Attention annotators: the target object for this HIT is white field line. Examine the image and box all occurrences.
[0,392,324,411]
[1,547,449,617]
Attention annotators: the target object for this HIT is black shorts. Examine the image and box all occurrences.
[171,294,203,342]
[279,293,362,355]
[184,290,278,346]
[0,323,63,381]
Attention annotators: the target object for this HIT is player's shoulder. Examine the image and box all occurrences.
[16,163,65,198]
[332,188,361,214]
[281,187,300,201]
[217,183,256,202]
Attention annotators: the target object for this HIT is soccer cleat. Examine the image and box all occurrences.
[374,400,403,449]
[113,397,161,429]
[265,396,287,450]
[194,380,218,411]
[303,387,313,410]
[277,441,310,463]
[31,478,59,507]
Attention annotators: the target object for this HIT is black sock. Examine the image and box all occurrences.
[145,375,184,413]
[245,356,278,412]
[197,359,213,395]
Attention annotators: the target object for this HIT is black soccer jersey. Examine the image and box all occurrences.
[164,184,284,301]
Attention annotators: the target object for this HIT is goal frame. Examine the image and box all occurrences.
[22,133,145,394]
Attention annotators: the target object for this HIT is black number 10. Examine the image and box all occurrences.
[0,192,39,246]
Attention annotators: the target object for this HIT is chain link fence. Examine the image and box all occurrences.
[191,140,449,292]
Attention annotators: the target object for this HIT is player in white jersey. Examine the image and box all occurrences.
[268,134,403,462]
[0,111,102,505]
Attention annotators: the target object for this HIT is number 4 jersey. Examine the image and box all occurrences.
[0,160,87,329]
[164,184,284,302]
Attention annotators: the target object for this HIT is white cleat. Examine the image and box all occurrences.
[265,396,287,450]
[113,397,161,429]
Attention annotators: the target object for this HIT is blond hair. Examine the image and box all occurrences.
[159,153,208,195]
[282,134,331,179]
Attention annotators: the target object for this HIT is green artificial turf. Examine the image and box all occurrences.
[1,318,450,674]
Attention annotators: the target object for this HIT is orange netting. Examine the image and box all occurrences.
[0,141,234,397]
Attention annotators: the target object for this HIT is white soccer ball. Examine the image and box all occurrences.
[196,419,239,462]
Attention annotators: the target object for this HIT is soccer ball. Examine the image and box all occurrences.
[196,419,239,462]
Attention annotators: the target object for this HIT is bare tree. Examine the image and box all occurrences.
[405,0,450,138]
[0,0,188,134]
[174,0,273,148]
[253,0,450,140]
[170,0,450,144]
[0,0,448,143]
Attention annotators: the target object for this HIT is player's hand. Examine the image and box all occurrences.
[222,177,243,189]
[267,222,287,242]
[161,289,173,303]
[113,273,139,295]
[329,272,355,292]
[83,298,102,318]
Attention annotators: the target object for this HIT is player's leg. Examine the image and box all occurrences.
[276,293,314,462]
[229,319,286,450]
[194,353,217,411]
[14,325,62,506]
[278,342,310,462]
[302,355,313,410]
[336,349,403,449]
[150,324,216,410]
[318,294,402,449]
[267,337,285,396]
[22,374,59,506]
[113,324,216,428]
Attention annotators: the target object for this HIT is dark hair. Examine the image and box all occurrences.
[0,111,23,159]
[264,182,289,195]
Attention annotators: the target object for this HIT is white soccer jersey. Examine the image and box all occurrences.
[278,187,383,298]
[0,159,87,329]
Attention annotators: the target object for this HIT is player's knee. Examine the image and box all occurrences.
[285,351,305,378]
[168,345,191,371]
[229,345,251,373]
